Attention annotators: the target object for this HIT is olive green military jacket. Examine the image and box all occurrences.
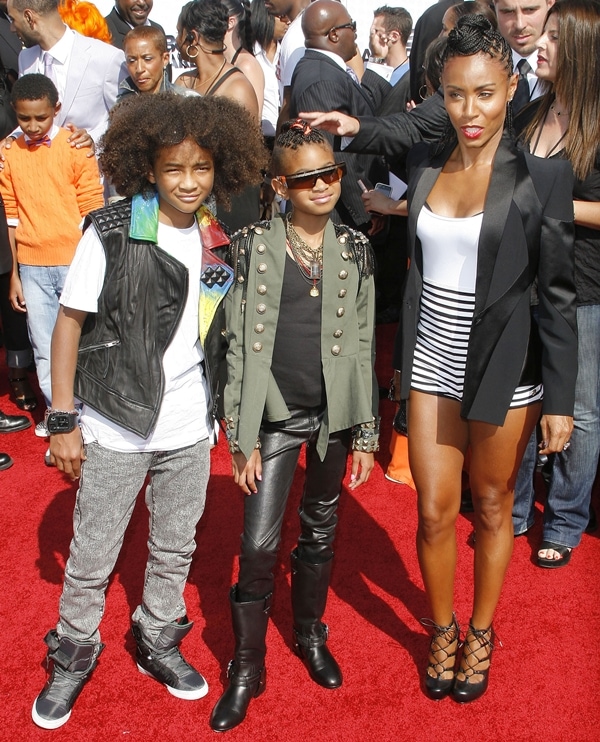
[224,214,379,460]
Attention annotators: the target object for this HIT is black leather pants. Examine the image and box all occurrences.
[237,407,351,601]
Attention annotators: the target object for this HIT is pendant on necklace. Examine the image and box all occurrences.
[309,259,320,297]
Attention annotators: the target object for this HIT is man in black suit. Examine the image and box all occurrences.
[105,0,164,50]
[0,0,21,79]
[289,0,388,231]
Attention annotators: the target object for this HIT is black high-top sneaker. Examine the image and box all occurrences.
[32,630,104,729]
[132,616,208,700]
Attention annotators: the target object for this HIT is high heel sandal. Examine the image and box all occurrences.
[7,372,37,411]
[452,622,494,703]
[420,614,460,700]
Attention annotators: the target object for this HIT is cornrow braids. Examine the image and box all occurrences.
[442,14,512,77]
[270,119,329,174]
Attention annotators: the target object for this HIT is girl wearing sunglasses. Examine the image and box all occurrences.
[210,120,379,732]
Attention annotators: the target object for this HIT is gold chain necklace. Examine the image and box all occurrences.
[285,213,323,297]
[195,59,227,95]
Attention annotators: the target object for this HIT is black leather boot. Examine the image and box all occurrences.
[291,549,342,689]
[210,586,272,732]
[32,630,104,730]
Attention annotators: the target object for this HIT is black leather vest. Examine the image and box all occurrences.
[75,200,226,438]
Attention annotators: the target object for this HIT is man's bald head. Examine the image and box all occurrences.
[302,0,356,61]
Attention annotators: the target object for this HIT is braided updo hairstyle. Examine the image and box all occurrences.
[442,13,513,77]
[433,14,515,153]
[270,119,332,175]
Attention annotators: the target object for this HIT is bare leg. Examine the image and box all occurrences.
[409,392,468,693]
[468,402,541,629]
[453,402,540,701]
[409,391,468,626]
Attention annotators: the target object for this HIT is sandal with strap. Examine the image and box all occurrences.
[7,373,38,411]
[452,622,495,703]
[537,540,572,569]
[420,614,460,700]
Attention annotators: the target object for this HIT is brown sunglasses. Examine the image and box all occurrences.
[278,163,347,190]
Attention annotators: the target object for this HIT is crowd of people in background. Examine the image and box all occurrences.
[0,0,597,733]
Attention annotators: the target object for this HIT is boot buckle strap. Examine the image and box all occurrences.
[226,659,264,686]
[294,623,329,648]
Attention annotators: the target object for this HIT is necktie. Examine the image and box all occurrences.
[43,51,56,85]
[512,58,532,113]
[27,135,52,149]
[346,66,360,85]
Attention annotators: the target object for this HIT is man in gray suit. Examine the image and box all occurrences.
[7,0,126,143]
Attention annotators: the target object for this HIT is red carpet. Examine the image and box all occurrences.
[0,324,598,741]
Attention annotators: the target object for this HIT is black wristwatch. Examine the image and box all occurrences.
[45,409,79,434]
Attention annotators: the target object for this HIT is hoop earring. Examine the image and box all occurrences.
[186,43,199,59]
[419,84,428,101]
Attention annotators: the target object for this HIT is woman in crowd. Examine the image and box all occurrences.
[399,15,576,703]
[175,0,258,121]
[221,0,265,118]
[176,0,261,232]
[118,26,180,99]
[512,0,600,567]
[251,0,288,145]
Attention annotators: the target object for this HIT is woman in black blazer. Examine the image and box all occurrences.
[399,16,577,704]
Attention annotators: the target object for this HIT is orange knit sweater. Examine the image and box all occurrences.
[0,128,104,266]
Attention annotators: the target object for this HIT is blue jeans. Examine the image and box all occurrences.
[512,429,538,536]
[19,264,70,406]
[57,439,210,645]
[512,304,600,547]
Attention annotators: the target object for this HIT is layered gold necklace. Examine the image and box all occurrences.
[285,213,323,297]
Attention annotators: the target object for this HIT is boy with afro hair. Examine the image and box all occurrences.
[31,92,266,730]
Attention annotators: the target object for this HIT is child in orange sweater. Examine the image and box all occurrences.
[0,73,104,423]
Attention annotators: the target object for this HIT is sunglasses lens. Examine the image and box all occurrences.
[321,167,344,184]
[286,173,316,189]
[284,165,345,189]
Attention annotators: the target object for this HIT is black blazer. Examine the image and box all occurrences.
[289,50,388,228]
[397,137,578,425]
[347,89,448,180]
[0,14,21,77]
[104,8,165,50]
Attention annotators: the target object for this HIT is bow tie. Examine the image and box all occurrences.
[27,135,52,149]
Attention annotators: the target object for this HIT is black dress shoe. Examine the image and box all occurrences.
[0,410,32,434]
[0,452,13,470]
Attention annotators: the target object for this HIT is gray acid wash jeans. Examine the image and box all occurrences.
[56,439,210,646]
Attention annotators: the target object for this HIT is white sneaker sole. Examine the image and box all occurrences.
[31,698,71,729]
[137,664,209,700]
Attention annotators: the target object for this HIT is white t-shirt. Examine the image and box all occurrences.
[254,41,280,137]
[60,220,210,452]
[277,11,306,99]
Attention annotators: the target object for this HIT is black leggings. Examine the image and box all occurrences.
[237,407,350,601]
